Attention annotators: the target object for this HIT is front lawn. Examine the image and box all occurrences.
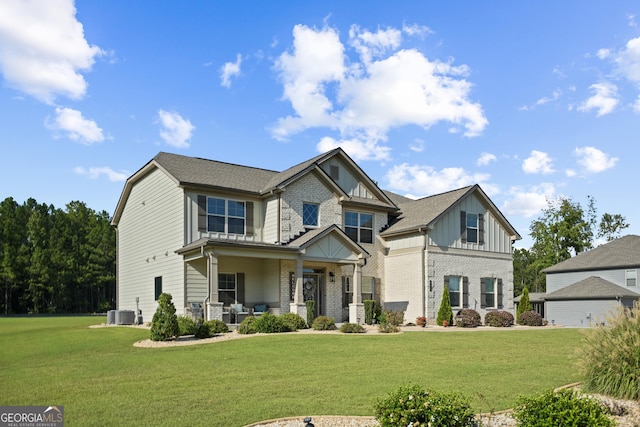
[0,317,582,426]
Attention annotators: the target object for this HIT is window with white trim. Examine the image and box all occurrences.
[626,269,637,287]
[481,277,496,308]
[207,197,245,235]
[303,203,319,227]
[345,211,373,244]
[448,276,462,308]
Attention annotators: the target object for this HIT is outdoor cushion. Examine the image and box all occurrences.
[254,304,267,312]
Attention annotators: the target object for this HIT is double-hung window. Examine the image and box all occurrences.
[448,276,462,308]
[218,273,237,306]
[460,211,484,244]
[207,197,245,235]
[481,278,496,308]
[626,270,637,287]
[303,203,319,227]
[345,211,373,244]
[466,213,478,243]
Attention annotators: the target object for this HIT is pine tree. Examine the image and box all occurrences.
[150,293,179,341]
[436,287,453,326]
[517,287,532,323]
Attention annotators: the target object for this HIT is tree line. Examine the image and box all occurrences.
[0,197,115,314]
[513,196,629,295]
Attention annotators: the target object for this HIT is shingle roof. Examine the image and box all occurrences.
[154,152,277,194]
[543,235,640,273]
[545,276,640,300]
[514,292,547,303]
[380,186,474,236]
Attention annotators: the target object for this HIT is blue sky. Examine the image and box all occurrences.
[1,1,639,249]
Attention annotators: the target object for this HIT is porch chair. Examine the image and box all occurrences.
[253,304,268,317]
[230,303,250,324]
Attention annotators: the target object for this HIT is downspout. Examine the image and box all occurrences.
[420,227,427,318]
[277,192,281,244]
[202,247,210,320]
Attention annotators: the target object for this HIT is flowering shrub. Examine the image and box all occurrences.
[416,316,427,327]
[455,309,481,328]
[484,310,514,327]
[517,310,543,326]
[374,384,476,427]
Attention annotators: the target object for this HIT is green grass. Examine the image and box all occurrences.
[0,317,583,426]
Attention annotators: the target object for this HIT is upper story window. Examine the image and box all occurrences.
[345,211,373,244]
[626,269,637,287]
[207,197,245,235]
[460,211,484,244]
[303,203,319,227]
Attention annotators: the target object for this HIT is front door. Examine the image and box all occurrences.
[302,272,324,317]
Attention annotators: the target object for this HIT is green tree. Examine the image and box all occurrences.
[598,213,629,242]
[150,293,179,341]
[516,287,531,322]
[436,287,453,326]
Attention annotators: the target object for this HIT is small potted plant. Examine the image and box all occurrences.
[442,320,449,327]
[416,316,427,327]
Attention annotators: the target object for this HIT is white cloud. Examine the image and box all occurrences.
[596,48,611,60]
[220,54,242,88]
[272,24,487,160]
[74,166,128,182]
[317,135,391,162]
[573,146,618,173]
[384,163,491,197]
[46,107,104,144]
[614,36,640,83]
[502,183,555,217]
[565,169,577,177]
[409,139,424,152]
[628,13,637,28]
[519,89,563,111]
[157,110,195,148]
[402,23,433,38]
[522,150,554,175]
[0,0,103,104]
[477,152,497,166]
[577,82,619,116]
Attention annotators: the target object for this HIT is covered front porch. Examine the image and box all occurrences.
[177,225,370,324]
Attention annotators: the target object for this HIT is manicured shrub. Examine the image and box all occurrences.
[177,315,197,336]
[484,310,514,327]
[279,312,307,331]
[513,388,614,427]
[205,319,229,334]
[383,309,404,326]
[311,315,336,330]
[416,316,427,327]
[339,323,366,333]
[253,312,291,333]
[436,287,453,326]
[516,287,532,322]
[517,310,543,326]
[305,299,315,327]
[374,383,476,427]
[150,293,180,341]
[364,299,375,325]
[579,301,640,400]
[455,309,481,328]
[377,322,400,333]
[237,316,257,334]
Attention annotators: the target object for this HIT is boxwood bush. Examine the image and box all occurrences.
[279,312,307,331]
[237,316,257,334]
[311,315,336,330]
[374,384,476,427]
[484,310,514,327]
[177,315,197,336]
[517,310,543,326]
[455,309,481,328]
[339,323,366,333]
[513,388,614,427]
[193,319,229,338]
[253,312,291,333]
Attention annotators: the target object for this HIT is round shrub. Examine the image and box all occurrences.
[374,384,476,427]
[580,302,640,400]
[339,323,366,333]
[237,316,257,334]
[513,388,614,427]
[311,315,336,330]
[455,309,481,328]
[205,319,229,334]
[177,315,197,336]
[279,312,307,331]
[377,322,400,333]
[517,310,543,326]
[253,312,291,333]
[484,310,514,327]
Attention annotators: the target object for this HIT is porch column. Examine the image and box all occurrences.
[207,253,223,321]
[290,257,306,319]
[349,261,365,324]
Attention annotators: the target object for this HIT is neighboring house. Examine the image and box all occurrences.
[542,235,640,327]
[111,149,521,324]
[514,292,546,318]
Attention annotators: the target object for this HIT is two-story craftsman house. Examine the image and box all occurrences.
[111,148,520,324]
